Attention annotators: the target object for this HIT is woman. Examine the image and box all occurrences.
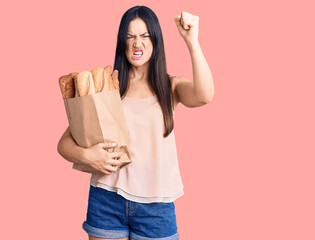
[57,5,214,240]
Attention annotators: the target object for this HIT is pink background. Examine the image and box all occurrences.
[1,0,314,239]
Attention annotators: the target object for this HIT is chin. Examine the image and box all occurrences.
[130,59,149,66]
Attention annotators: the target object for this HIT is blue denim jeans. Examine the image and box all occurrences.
[82,184,179,240]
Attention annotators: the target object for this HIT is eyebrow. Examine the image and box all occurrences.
[127,32,150,36]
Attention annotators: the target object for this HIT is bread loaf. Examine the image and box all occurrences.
[59,65,119,99]
[74,71,95,97]
[111,70,119,90]
[58,72,77,99]
[102,65,113,91]
[91,67,105,93]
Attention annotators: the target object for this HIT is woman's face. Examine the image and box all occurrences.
[125,18,153,67]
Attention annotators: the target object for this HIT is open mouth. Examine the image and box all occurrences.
[132,50,143,59]
[133,52,143,56]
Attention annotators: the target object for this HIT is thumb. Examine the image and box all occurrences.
[174,15,181,26]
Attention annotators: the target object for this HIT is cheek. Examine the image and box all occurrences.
[149,42,154,51]
[148,45,154,54]
[125,43,131,52]
[125,47,131,57]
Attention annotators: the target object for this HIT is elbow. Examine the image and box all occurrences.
[57,138,64,156]
[57,142,61,156]
[206,90,215,103]
[203,92,214,104]
[207,95,214,103]
[197,91,214,105]
[201,86,214,104]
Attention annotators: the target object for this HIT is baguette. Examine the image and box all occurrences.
[59,66,119,98]
[91,67,104,93]
[74,71,95,97]
[58,72,77,99]
[111,69,119,90]
[102,65,114,91]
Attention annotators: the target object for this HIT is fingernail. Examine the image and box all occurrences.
[112,142,117,146]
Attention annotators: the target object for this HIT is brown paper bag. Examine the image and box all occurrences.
[63,89,132,173]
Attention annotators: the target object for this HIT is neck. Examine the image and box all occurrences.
[129,63,149,82]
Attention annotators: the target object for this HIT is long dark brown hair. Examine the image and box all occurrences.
[113,5,175,138]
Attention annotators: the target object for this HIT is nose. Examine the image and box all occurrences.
[133,37,143,48]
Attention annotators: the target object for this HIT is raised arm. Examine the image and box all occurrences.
[174,11,214,107]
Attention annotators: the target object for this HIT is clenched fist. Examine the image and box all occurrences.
[174,11,199,44]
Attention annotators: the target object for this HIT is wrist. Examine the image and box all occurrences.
[78,147,91,166]
[186,39,200,49]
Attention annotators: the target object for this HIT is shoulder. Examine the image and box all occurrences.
[169,75,177,93]
[170,75,191,88]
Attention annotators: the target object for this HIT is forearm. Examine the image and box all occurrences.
[57,135,88,165]
[186,40,214,102]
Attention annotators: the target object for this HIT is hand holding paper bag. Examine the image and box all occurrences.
[59,66,132,174]
[83,142,125,175]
